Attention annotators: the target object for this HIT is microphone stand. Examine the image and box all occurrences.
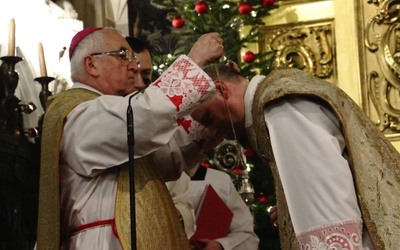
[127,91,140,250]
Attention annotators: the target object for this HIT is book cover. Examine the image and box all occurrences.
[190,184,233,249]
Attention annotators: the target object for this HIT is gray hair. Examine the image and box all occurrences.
[70,27,123,81]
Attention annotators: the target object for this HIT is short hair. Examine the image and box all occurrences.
[70,27,122,81]
[125,37,150,54]
[203,63,243,83]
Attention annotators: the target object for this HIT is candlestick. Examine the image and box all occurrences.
[34,76,54,110]
[38,43,48,77]
[8,18,15,56]
[29,76,54,142]
[0,56,23,96]
[0,55,24,136]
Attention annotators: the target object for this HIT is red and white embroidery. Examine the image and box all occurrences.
[188,119,211,142]
[298,220,363,250]
[153,56,214,117]
[178,116,211,145]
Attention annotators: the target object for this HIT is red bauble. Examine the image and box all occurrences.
[242,51,256,63]
[200,160,212,168]
[232,166,243,175]
[262,0,275,6]
[172,16,185,28]
[258,194,268,203]
[245,144,254,157]
[195,0,209,14]
[238,2,252,15]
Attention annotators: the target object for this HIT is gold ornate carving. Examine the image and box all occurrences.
[365,0,400,133]
[259,20,335,83]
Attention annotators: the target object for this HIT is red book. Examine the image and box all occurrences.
[190,184,233,249]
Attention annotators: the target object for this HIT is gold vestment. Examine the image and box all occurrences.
[246,68,400,249]
[37,88,189,249]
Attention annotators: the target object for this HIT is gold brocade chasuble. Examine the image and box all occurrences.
[246,68,400,250]
[37,88,189,250]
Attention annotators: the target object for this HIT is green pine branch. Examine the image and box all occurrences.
[150,0,278,79]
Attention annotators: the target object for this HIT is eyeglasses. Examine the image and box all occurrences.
[90,49,140,67]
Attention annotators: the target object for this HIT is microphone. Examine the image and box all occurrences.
[127,90,142,146]
[127,90,141,250]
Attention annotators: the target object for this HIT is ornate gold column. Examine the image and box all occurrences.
[245,0,400,151]
[362,0,400,148]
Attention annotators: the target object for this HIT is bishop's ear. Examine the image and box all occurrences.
[84,56,100,77]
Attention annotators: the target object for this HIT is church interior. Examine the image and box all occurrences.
[0,0,399,249]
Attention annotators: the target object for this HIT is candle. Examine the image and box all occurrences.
[38,42,48,77]
[8,18,15,56]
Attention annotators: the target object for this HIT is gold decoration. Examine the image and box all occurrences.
[365,0,400,135]
[259,20,336,83]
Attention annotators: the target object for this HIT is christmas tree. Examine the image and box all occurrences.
[149,0,278,80]
[144,1,281,248]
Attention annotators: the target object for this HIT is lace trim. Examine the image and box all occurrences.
[177,116,210,146]
[298,220,363,250]
[153,55,214,117]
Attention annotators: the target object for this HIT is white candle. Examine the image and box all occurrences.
[38,42,48,77]
[8,18,15,56]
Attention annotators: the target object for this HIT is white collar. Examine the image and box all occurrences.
[244,75,266,128]
[71,82,103,95]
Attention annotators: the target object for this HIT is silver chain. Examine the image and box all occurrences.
[215,64,247,169]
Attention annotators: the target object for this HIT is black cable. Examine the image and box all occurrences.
[127,90,140,250]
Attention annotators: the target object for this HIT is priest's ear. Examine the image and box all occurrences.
[215,80,228,99]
